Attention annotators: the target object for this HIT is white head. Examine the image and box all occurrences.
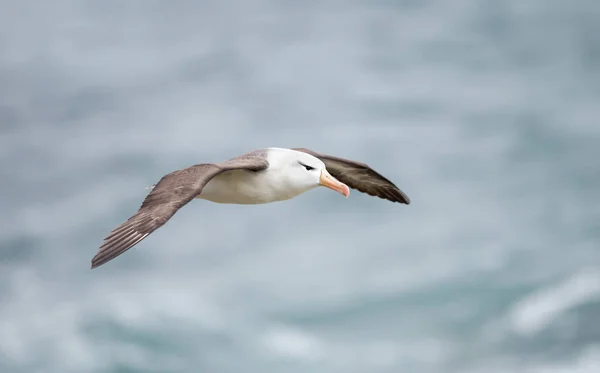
[266,148,350,198]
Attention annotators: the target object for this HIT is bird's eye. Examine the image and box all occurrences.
[299,162,315,171]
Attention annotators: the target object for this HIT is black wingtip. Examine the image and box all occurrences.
[395,187,410,205]
[401,194,410,205]
[90,253,107,269]
[387,187,410,205]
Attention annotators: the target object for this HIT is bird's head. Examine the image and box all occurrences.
[268,148,350,197]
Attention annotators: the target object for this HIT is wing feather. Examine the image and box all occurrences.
[293,148,410,204]
[91,156,269,269]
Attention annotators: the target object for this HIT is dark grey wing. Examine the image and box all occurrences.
[91,156,269,269]
[293,148,410,204]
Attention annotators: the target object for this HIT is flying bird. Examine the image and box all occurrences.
[91,147,410,269]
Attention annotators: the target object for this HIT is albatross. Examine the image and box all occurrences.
[91,147,410,269]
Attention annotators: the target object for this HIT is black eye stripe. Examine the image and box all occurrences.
[298,162,315,171]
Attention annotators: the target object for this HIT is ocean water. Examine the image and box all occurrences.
[1,0,600,372]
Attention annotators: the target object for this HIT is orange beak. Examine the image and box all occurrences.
[319,169,350,198]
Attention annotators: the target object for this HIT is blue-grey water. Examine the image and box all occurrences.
[1,1,600,372]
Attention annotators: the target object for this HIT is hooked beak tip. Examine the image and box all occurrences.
[341,184,350,198]
[320,169,350,198]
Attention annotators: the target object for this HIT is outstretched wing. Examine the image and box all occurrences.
[293,148,410,204]
[91,156,269,269]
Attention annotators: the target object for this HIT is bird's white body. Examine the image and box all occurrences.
[197,148,324,204]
